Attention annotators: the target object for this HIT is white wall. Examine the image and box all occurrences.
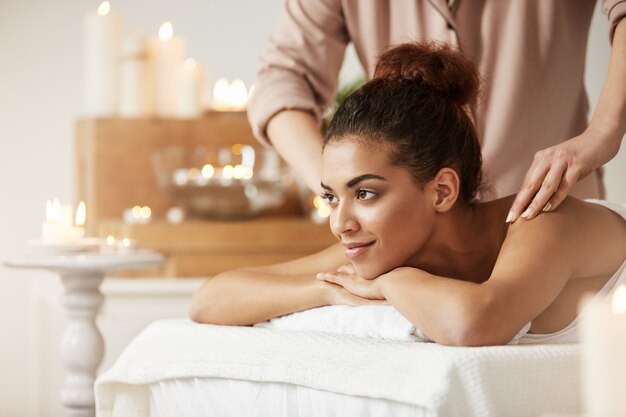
[0,1,623,416]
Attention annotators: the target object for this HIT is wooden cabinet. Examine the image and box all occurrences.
[76,112,335,277]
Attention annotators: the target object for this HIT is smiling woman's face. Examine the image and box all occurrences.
[321,138,436,279]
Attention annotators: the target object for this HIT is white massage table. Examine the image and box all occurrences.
[95,319,581,417]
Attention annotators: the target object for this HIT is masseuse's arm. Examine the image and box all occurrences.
[379,212,579,346]
[267,110,325,194]
[189,243,382,326]
[509,17,626,222]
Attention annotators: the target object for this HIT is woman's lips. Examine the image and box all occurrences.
[343,241,375,260]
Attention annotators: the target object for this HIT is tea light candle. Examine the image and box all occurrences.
[310,195,330,224]
[211,78,248,111]
[41,200,86,244]
[83,1,122,116]
[581,285,626,417]
[116,237,137,253]
[123,205,152,224]
[100,235,117,253]
[148,21,186,117]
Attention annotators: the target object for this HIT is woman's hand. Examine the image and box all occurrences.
[317,263,387,302]
[508,129,621,222]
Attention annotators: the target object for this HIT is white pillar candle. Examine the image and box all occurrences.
[118,31,152,118]
[211,78,231,111]
[41,200,86,244]
[176,58,205,118]
[581,286,626,417]
[147,21,186,117]
[83,1,122,117]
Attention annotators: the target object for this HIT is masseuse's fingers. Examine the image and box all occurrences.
[518,159,568,220]
[507,156,550,223]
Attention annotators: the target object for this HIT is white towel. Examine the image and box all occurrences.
[254,305,530,344]
[95,319,580,417]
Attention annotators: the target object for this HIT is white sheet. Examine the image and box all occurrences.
[149,378,430,417]
[96,319,581,417]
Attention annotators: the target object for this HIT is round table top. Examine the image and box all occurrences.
[4,251,165,273]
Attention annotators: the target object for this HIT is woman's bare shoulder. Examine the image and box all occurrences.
[505,197,626,278]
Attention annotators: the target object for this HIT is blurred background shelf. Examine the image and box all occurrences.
[99,217,336,277]
[75,111,333,277]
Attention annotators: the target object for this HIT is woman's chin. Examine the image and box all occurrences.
[354,263,389,280]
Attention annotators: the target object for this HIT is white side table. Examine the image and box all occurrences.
[4,251,165,417]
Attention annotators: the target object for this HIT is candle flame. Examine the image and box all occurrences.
[201,164,215,179]
[132,205,142,218]
[312,196,330,219]
[212,79,249,111]
[98,1,111,16]
[612,285,626,314]
[222,165,234,179]
[184,58,197,71]
[212,78,230,110]
[75,201,86,226]
[229,79,248,110]
[159,21,174,41]
[317,205,331,219]
[122,237,131,247]
[242,167,254,179]
[106,235,116,245]
[140,206,152,219]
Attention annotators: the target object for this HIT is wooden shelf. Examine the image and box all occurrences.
[99,217,337,277]
[76,113,325,277]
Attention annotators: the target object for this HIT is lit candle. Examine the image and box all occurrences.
[581,285,626,417]
[100,234,117,253]
[176,58,205,118]
[211,78,230,111]
[228,79,248,110]
[310,195,330,224]
[123,205,152,224]
[116,237,136,253]
[211,78,248,111]
[83,1,122,116]
[148,21,186,117]
[41,200,86,244]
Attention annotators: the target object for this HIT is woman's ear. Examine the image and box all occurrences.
[428,168,460,213]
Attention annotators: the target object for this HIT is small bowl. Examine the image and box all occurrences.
[152,144,293,219]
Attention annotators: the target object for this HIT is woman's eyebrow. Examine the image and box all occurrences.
[320,174,387,191]
[346,174,388,188]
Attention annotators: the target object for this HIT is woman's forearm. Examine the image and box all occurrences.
[267,110,324,194]
[189,269,330,326]
[380,268,500,346]
[587,18,626,150]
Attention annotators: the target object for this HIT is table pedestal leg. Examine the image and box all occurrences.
[58,272,105,417]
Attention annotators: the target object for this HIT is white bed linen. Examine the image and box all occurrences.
[149,378,429,417]
[96,319,581,417]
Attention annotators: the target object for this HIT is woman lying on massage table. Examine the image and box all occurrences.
[190,42,626,346]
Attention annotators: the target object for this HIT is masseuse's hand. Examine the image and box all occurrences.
[508,130,620,222]
[317,263,387,303]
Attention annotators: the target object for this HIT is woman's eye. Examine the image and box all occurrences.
[356,189,376,200]
[321,193,338,206]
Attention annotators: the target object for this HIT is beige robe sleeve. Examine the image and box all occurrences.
[246,0,349,144]
[603,0,626,42]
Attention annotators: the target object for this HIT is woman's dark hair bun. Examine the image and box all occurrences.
[373,42,479,107]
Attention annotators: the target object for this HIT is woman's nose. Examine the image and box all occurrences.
[331,202,359,236]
